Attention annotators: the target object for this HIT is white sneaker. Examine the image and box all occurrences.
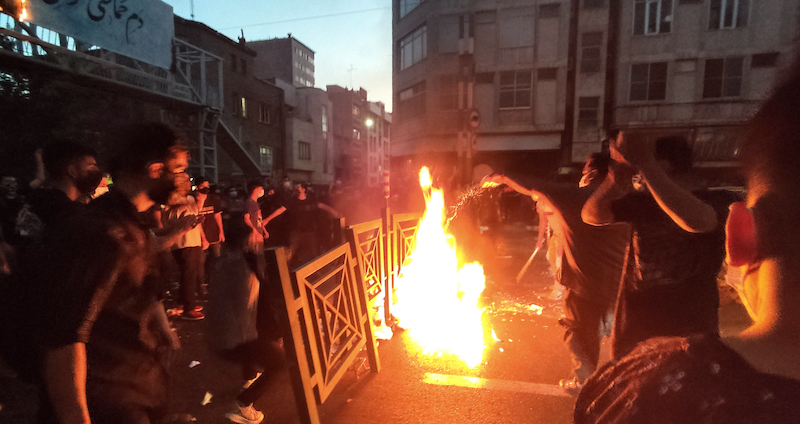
[225,403,264,424]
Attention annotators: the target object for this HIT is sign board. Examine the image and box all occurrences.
[26,0,174,69]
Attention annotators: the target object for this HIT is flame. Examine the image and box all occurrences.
[392,167,487,367]
[19,0,28,21]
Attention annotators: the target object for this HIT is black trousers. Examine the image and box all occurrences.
[172,246,204,310]
[561,288,612,383]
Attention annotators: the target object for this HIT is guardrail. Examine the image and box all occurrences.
[265,208,422,424]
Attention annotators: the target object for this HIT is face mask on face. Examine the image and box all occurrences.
[75,169,105,194]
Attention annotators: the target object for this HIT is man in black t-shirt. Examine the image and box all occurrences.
[9,123,188,424]
[492,153,630,394]
[575,57,800,424]
[582,133,739,359]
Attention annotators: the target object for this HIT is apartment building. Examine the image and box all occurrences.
[392,0,799,181]
[249,35,316,88]
[174,16,286,183]
[327,86,392,187]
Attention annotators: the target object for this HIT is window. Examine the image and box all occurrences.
[241,59,247,76]
[709,0,748,29]
[398,81,426,120]
[240,96,248,118]
[539,3,560,18]
[352,105,360,117]
[583,0,605,8]
[400,0,425,19]
[581,32,603,74]
[230,54,237,72]
[232,92,241,116]
[299,141,311,160]
[259,145,273,172]
[321,104,328,133]
[634,0,673,35]
[630,62,668,101]
[258,103,271,124]
[703,57,743,98]
[352,129,361,140]
[439,76,459,110]
[752,52,779,68]
[499,70,532,109]
[578,97,600,128]
[399,25,427,70]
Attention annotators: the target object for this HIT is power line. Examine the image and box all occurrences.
[219,7,390,31]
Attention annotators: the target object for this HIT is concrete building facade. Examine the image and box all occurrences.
[249,36,316,88]
[174,17,286,183]
[327,86,392,188]
[275,79,335,187]
[392,0,799,182]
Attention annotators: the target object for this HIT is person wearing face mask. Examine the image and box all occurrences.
[24,140,103,231]
[486,152,631,395]
[0,122,188,424]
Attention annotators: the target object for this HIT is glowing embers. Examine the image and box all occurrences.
[392,167,487,368]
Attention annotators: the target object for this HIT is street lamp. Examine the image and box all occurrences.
[365,118,374,128]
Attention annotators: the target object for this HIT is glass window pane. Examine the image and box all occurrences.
[516,90,531,107]
[722,78,741,97]
[517,71,532,88]
[649,81,666,100]
[736,0,748,27]
[708,0,721,29]
[634,1,645,34]
[650,62,668,81]
[631,64,649,83]
[725,57,744,77]
[499,91,514,108]
[723,0,735,27]
[647,1,658,33]
[630,82,648,101]
[500,72,515,86]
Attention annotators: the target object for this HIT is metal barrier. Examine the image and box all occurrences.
[265,210,422,424]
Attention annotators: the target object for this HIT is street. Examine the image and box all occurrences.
[0,221,750,424]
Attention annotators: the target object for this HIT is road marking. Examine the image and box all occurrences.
[423,373,571,398]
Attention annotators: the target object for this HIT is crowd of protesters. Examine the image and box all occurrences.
[0,123,347,424]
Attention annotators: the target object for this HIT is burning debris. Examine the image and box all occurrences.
[392,167,489,368]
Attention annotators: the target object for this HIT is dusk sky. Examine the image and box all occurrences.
[161,0,394,111]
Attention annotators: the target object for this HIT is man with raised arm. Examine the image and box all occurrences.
[581,133,739,360]
[575,54,800,424]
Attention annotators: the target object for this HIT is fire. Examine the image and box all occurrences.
[392,167,487,367]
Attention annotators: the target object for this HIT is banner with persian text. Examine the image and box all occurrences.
[26,0,174,69]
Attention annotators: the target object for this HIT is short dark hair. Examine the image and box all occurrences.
[42,139,97,180]
[107,122,186,179]
[586,151,611,180]
[246,179,263,195]
[195,176,208,186]
[655,136,693,174]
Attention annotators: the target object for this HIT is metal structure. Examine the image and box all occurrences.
[346,217,388,325]
[265,210,422,424]
[0,14,225,179]
[266,244,380,424]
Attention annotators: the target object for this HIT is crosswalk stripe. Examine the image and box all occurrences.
[423,373,571,398]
